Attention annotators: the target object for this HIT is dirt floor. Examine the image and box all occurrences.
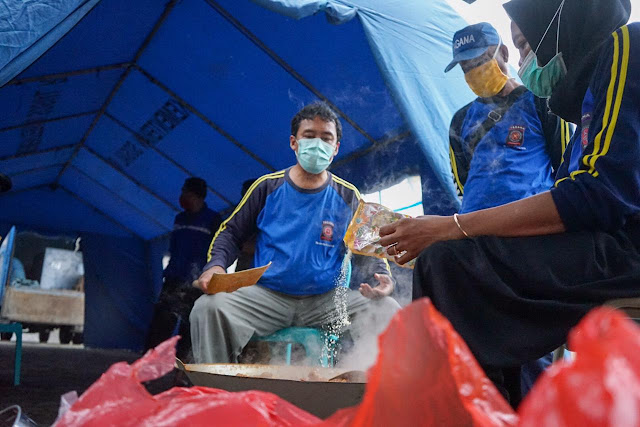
[0,333,175,425]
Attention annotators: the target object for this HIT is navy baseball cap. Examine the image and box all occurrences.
[444,22,501,72]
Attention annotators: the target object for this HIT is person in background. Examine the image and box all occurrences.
[445,22,569,397]
[379,0,635,408]
[448,22,567,212]
[145,177,222,360]
[190,102,400,366]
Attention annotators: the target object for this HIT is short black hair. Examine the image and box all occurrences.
[183,177,207,199]
[290,102,342,142]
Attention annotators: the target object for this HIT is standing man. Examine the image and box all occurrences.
[447,22,567,213]
[445,22,569,396]
[146,177,222,360]
[379,0,636,407]
[190,102,400,367]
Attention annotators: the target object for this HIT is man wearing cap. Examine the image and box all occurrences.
[446,22,568,397]
[446,22,567,214]
[145,177,222,360]
[379,0,637,407]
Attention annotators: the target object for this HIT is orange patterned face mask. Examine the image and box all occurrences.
[464,57,509,98]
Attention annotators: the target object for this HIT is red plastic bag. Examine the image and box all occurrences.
[54,336,321,426]
[519,307,640,427]
[323,299,518,427]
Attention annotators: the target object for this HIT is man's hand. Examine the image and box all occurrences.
[379,216,462,265]
[193,266,226,292]
[359,273,394,299]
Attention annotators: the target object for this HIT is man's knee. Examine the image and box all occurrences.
[190,293,231,323]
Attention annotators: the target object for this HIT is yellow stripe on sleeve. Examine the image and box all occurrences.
[554,177,569,187]
[583,30,621,172]
[207,170,285,262]
[382,258,392,277]
[592,26,630,178]
[449,145,464,195]
[332,175,362,200]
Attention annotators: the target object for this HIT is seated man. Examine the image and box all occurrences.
[445,22,569,396]
[379,0,637,407]
[191,102,401,366]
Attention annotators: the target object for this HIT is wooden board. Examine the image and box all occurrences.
[1,286,84,325]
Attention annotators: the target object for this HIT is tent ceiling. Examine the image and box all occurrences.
[0,0,424,239]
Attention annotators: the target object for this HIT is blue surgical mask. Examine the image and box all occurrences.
[517,0,567,98]
[296,138,335,174]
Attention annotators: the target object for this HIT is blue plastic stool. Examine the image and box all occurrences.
[251,327,339,367]
[249,256,350,367]
[0,322,22,386]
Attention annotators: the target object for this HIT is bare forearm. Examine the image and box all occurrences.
[457,191,566,238]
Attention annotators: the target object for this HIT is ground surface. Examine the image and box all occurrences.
[0,331,173,425]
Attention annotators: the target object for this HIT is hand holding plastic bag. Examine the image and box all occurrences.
[344,201,415,268]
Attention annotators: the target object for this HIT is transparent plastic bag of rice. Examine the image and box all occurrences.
[344,200,415,269]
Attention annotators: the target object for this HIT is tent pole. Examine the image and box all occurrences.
[6,164,65,178]
[104,112,234,206]
[68,165,171,232]
[81,145,181,213]
[58,185,139,237]
[0,111,98,133]
[133,64,276,174]
[204,0,377,147]
[6,63,131,86]
[0,144,76,161]
[0,145,181,214]
[54,0,180,189]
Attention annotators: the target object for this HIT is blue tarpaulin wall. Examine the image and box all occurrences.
[0,0,474,350]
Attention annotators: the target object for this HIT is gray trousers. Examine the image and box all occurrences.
[190,285,400,367]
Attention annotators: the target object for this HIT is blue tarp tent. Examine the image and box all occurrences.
[0,0,474,350]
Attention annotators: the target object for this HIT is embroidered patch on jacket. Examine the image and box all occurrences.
[320,221,335,241]
[506,125,525,147]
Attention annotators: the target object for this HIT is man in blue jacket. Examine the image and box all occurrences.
[447,22,567,213]
[146,177,222,359]
[379,0,636,407]
[190,102,400,365]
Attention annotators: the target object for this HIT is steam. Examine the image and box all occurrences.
[287,89,306,110]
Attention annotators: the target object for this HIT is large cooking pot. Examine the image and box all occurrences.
[178,362,366,418]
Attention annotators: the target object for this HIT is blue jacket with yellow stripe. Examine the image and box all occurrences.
[204,168,390,296]
[552,23,640,231]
